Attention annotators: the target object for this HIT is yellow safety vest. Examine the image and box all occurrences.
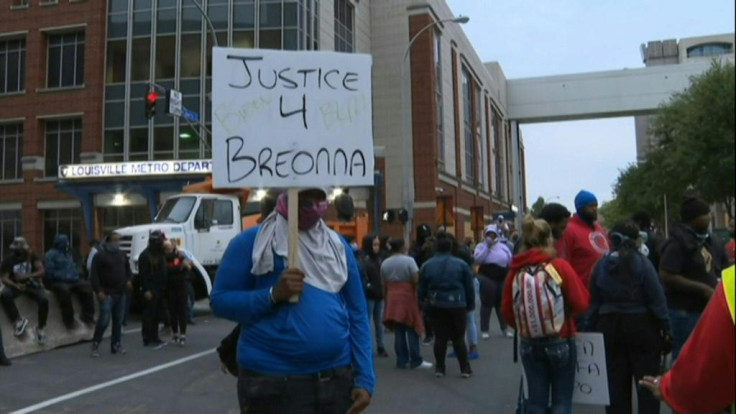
[721,266,735,414]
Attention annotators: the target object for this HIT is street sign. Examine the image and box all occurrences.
[181,107,200,123]
[167,89,182,116]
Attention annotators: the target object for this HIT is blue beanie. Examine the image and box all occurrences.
[574,190,598,213]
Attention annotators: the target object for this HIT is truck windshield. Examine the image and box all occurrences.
[154,197,197,223]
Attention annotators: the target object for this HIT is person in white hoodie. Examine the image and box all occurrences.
[474,225,513,338]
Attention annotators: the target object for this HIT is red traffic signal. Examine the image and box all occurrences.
[145,91,158,119]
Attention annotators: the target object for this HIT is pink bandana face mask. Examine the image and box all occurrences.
[276,193,329,230]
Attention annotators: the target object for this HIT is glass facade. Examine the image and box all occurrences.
[104,0,320,162]
[686,42,733,58]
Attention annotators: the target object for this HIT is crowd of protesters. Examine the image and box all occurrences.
[0,227,201,366]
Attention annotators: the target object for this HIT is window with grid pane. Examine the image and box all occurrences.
[462,68,474,183]
[0,124,23,181]
[334,0,354,53]
[45,119,82,177]
[434,30,444,164]
[43,208,82,254]
[47,31,85,88]
[0,210,21,261]
[0,38,25,94]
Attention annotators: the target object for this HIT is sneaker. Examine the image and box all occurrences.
[422,336,434,346]
[171,335,179,344]
[151,340,168,350]
[0,355,11,366]
[178,335,186,347]
[468,351,480,360]
[111,343,127,355]
[434,369,445,378]
[461,370,473,379]
[377,348,389,358]
[14,318,28,337]
[34,326,47,345]
[412,361,434,370]
[481,332,490,340]
[504,330,514,338]
[91,342,101,358]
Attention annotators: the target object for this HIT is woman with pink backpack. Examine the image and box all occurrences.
[501,215,590,414]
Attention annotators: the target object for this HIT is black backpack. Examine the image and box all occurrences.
[217,325,240,377]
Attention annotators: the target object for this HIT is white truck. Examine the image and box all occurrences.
[115,193,255,301]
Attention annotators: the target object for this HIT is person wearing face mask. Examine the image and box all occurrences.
[474,224,513,338]
[1,237,48,344]
[211,188,375,414]
[163,240,192,347]
[90,232,131,357]
[359,234,388,358]
[139,230,169,348]
[44,234,95,331]
[659,196,730,362]
[557,190,610,290]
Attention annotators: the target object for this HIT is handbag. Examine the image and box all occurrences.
[217,324,240,377]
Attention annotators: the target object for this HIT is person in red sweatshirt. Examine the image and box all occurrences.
[557,190,610,289]
[502,215,590,414]
[639,265,735,414]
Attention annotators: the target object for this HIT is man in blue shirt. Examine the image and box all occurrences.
[211,188,374,414]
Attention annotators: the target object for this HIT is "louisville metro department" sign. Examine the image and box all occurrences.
[59,160,212,179]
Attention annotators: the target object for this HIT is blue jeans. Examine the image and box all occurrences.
[520,338,576,414]
[366,299,385,350]
[669,309,700,363]
[92,294,126,347]
[394,323,423,368]
[466,278,480,346]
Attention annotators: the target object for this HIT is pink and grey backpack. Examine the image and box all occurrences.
[512,263,566,339]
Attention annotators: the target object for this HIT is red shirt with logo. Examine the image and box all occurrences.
[556,214,610,289]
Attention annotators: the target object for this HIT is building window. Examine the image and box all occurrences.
[47,31,85,88]
[45,119,82,178]
[0,123,23,181]
[686,42,733,58]
[435,30,444,164]
[334,0,354,53]
[43,208,82,256]
[491,107,502,196]
[0,38,25,94]
[462,68,474,183]
[0,210,21,260]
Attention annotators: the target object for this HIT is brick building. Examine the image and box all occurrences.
[0,0,526,260]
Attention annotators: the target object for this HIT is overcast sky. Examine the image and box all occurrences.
[446,0,735,212]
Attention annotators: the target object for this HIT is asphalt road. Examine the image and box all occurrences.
[0,313,636,414]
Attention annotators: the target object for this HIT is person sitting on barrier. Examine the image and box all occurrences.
[44,234,95,330]
[1,237,49,344]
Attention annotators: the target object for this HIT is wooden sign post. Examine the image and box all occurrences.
[287,188,300,302]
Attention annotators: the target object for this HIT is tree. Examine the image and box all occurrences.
[606,60,735,225]
[530,196,545,218]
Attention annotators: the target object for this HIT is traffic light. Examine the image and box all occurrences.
[145,90,158,119]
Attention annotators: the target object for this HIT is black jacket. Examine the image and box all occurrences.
[90,244,131,294]
[360,254,383,300]
[138,247,168,292]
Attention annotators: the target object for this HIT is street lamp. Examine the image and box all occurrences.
[402,15,469,245]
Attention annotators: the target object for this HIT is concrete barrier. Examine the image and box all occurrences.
[1,287,96,359]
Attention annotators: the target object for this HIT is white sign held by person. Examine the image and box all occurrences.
[573,332,610,405]
[211,48,374,189]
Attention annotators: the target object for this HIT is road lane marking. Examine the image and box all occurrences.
[10,348,216,414]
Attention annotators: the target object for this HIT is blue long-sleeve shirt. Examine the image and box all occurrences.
[587,251,670,333]
[210,226,375,394]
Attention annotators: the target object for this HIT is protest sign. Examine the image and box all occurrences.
[211,48,374,189]
[573,332,610,405]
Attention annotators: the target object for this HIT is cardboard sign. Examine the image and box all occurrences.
[211,48,374,189]
[573,332,610,405]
